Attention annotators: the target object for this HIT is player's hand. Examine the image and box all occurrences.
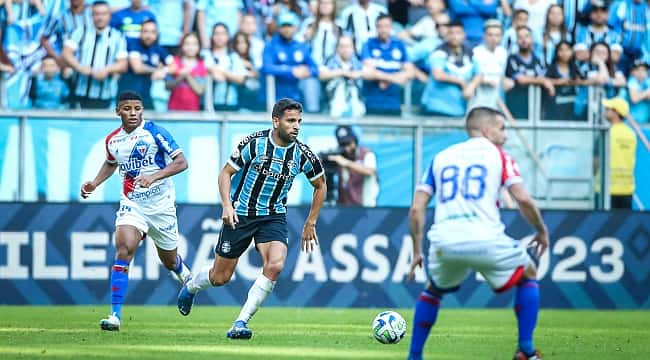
[221,204,239,230]
[301,223,318,253]
[134,174,156,188]
[407,252,423,282]
[80,181,96,199]
[528,229,549,258]
[327,154,347,166]
[93,68,109,80]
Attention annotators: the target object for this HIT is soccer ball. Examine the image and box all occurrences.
[372,310,407,344]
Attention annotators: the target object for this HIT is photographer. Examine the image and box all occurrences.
[327,126,379,207]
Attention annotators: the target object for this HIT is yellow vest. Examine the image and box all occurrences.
[609,123,637,195]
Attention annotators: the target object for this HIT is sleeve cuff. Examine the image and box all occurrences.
[416,184,433,195]
[170,149,183,158]
[227,158,241,171]
[504,176,523,188]
[308,170,325,182]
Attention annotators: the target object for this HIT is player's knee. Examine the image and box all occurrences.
[264,260,285,279]
[209,271,232,286]
[115,245,136,260]
[523,264,538,281]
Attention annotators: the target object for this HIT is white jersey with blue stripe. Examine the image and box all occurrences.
[417,137,522,241]
[105,120,181,214]
[227,129,324,217]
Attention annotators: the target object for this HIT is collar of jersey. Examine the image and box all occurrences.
[269,129,296,149]
[123,119,146,134]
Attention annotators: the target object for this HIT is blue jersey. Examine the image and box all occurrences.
[609,0,647,54]
[360,36,409,112]
[227,129,324,216]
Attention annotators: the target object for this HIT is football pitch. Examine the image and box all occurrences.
[0,306,648,359]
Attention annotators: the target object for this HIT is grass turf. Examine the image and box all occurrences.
[0,306,648,359]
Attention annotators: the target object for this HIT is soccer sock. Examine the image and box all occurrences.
[186,265,213,294]
[408,289,441,360]
[171,254,191,284]
[515,279,540,355]
[110,259,130,319]
[236,274,276,324]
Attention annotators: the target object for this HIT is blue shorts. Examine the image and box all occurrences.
[215,213,288,259]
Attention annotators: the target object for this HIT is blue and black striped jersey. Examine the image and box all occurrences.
[227,129,324,216]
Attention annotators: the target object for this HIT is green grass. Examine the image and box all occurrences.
[0,306,648,359]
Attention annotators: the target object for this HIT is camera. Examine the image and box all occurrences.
[318,148,343,205]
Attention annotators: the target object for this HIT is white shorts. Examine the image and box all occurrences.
[115,200,179,251]
[427,234,532,293]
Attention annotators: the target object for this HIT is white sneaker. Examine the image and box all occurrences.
[99,313,120,331]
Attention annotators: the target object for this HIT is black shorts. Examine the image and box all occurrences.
[215,213,288,258]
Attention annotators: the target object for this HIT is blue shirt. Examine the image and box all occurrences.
[447,0,498,43]
[110,7,157,41]
[628,76,650,123]
[119,40,170,99]
[360,36,409,112]
[421,44,475,116]
[148,0,186,47]
[29,74,70,109]
[227,129,324,216]
[196,0,243,36]
[609,0,647,54]
[574,25,621,49]
[262,34,318,102]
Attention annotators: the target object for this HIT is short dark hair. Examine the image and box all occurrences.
[448,20,464,29]
[118,91,143,103]
[515,25,532,35]
[141,19,157,27]
[272,98,302,118]
[92,0,109,7]
[376,14,393,24]
[465,106,504,132]
[514,9,529,17]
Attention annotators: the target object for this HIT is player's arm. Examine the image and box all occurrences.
[136,152,188,188]
[407,190,431,281]
[80,160,118,199]
[302,174,326,253]
[508,183,549,257]
[218,163,239,229]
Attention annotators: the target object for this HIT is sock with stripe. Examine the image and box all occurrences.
[515,279,540,355]
[408,289,441,360]
[171,254,191,284]
[110,259,130,319]
[236,274,276,323]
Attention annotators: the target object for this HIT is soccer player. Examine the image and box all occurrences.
[80,91,192,331]
[177,98,326,339]
[406,107,549,360]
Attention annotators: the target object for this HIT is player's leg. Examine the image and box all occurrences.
[100,224,145,331]
[479,238,541,359]
[178,217,254,316]
[227,240,286,340]
[408,247,468,360]
[227,214,288,339]
[147,209,191,284]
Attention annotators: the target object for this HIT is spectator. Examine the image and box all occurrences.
[448,0,499,47]
[562,0,590,38]
[63,0,128,109]
[261,11,318,105]
[421,20,478,116]
[408,12,450,66]
[119,19,171,109]
[204,23,247,111]
[608,0,647,73]
[627,59,650,123]
[598,97,637,209]
[106,0,130,12]
[297,0,341,112]
[504,26,554,120]
[110,0,156,44]
[502,8,528,55]
[361,14,413,115]
[574,42,589,65]
[327,125,379,207]
[574,1,620,50]
[319,35,366,118]
[538,4,571,67]
[512,0,555,41]
[339,0,387,55]
[166,32,207,111]
[239,14,264,69]
[28,55,70,109]
[575,42,627,117]
[397,0,446,44]
[40,0,94,68]
[232,31,263,111]
[147,0,194,55]
[611,43,624,71]
[196,0,244,49]
[543,40,582,120]
[470,19,507,109]
[266,0,311,36]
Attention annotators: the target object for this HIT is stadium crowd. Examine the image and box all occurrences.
[1,0,650,122]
